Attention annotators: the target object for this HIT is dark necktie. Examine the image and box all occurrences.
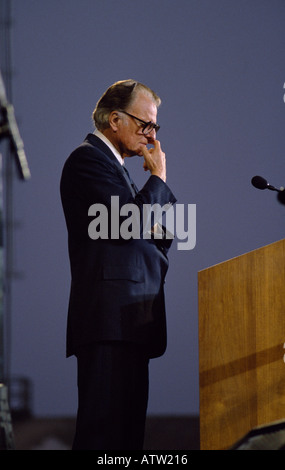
[123,166,137,196]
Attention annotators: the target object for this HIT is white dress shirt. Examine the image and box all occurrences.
[93,129,124,166]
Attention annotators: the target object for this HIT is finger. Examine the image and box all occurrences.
[153,139,161,150]
[141,145,150,159]
[142,146,153,164]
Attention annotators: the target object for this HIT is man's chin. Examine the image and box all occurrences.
[136,145,147,157]
[124,145,146,158]
[125,150,144,158]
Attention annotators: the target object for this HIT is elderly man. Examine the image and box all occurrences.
[60,79,176,450]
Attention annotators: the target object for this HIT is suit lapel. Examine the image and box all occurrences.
[85,133,138,198]
[121,165,138,197]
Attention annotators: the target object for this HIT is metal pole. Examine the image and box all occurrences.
[0,0,13,387]
[0,2,30,449]
[0,152,4,383]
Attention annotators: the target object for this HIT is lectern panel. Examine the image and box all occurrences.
[198,239,285,449]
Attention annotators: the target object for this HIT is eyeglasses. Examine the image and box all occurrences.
[120,111,160,135]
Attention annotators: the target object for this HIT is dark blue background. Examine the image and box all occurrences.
[7,0,285,417]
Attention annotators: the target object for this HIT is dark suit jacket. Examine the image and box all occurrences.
[60,134,176,358]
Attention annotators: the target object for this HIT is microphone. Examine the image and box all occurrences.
[251,175,280,192]
[251,175,285,206]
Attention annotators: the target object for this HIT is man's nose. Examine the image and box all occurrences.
[147,129,156,143]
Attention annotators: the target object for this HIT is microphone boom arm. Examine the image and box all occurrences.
[251,175,285,206]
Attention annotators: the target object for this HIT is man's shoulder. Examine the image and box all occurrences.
[66,134,116,166]
[76,133,111,156]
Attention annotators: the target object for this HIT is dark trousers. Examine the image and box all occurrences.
[72,341,149,450]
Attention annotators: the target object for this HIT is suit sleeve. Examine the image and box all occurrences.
[60,144,176,242]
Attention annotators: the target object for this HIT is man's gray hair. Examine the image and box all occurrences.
[92,79,161,130]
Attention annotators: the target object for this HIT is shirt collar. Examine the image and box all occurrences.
[93,129,124,166]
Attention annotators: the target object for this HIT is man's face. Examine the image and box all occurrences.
[115,92,158,158]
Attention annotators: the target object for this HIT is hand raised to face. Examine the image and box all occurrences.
[141,140,166,182]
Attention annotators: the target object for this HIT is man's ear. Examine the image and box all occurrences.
[109,111,120,132]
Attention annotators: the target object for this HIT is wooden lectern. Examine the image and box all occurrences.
[198,238,285,450]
